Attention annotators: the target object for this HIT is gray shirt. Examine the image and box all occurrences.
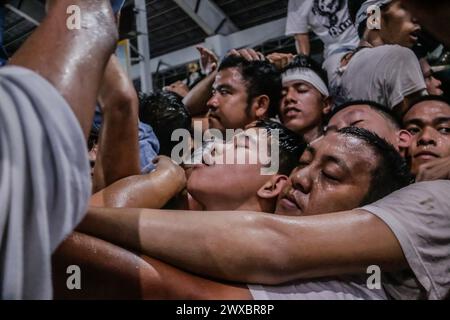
[250,181,450,300]
[286,0,359,58]
[0,66,91,299]
[249,275,387,300]
[323,44,426,109]
[363,180,450,300]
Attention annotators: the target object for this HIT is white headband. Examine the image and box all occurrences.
[282,67,330,97]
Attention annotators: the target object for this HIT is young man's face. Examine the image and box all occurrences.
[275,132,378,216]
[380,1,421,48]
[207,67,255,133]
[187,128,282,210]
[279,80,327,136]
[404,100,450,175]
[327,105,400,147]
[420,58,443,96]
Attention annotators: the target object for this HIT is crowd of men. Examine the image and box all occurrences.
[0,0,449,300]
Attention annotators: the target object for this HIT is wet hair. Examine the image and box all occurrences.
[218,55,282,118]
[328,100,401,129]
[253,119,307,175]
[139,91,192,157]
[408,95,450,112]
[282,54,328,85]
[337,127,412,205]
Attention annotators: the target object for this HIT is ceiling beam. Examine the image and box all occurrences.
[5,0,45,26]
[131,17,287,79]
[173,0,238,36]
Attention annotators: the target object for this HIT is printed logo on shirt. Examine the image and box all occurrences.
[312,0,353,38]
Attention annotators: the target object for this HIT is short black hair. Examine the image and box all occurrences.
[282,54,328,85]
[253,119,306,175]
[408,94,450,112]
[337,127,412,205]
[218,55,282,118]
[328,100,401,129]
[139,91,192,157]
[348,0,367,38]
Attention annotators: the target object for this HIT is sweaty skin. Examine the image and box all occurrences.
[10,0,118,139]
[326,104,411,152]
[54,133,407,299]
[404,100,450,177]
[93,55,141,192]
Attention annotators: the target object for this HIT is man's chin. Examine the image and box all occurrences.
[208,117,225,132]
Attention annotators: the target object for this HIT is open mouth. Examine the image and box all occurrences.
[409,29,421,42]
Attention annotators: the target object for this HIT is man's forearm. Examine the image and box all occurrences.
[77,207,407,285]
[183,71,217,116]
[90,164,186,208]
[295,33,310,56]
[10,0,118,138]
[93,56,141,192]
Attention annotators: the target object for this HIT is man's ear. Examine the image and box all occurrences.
[257,175,288,200]
[398,129,412,157]
[252,95,270,119]
[322,96,333,116]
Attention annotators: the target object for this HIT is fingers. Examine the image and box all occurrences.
[227,48,265,61]
[266,52,295,70]
[415,157,450,182]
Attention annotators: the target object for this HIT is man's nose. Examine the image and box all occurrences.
[291,167,313,194]
[207,94,219,110]
[284,87,297,104]
[417,126,438,146]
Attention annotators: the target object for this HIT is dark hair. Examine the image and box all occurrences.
[139,91,192,157]
[282,54,328,85]
[328,100,401,129]
[408,95,450,112]
[348,0,368,38]
[218,55,282,118]
[253,119,306,175]
[337,127,412,205]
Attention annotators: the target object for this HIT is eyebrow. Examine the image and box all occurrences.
[213,84,234,91]
[434,117,450,125]
[405,117,450,126]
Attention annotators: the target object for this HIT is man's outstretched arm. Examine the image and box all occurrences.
[90,156,186,208]
[93,55,141,192]
[9,0,118,138]
[53,232,251,300]
[78,207,407,285]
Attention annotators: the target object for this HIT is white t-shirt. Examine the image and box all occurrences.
[363,180,450,300]
[286,0,359,58]
[323,44,427,109]
[249,275,387,300]
[0,66,91,299]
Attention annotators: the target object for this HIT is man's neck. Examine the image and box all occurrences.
[361,31,385,48]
